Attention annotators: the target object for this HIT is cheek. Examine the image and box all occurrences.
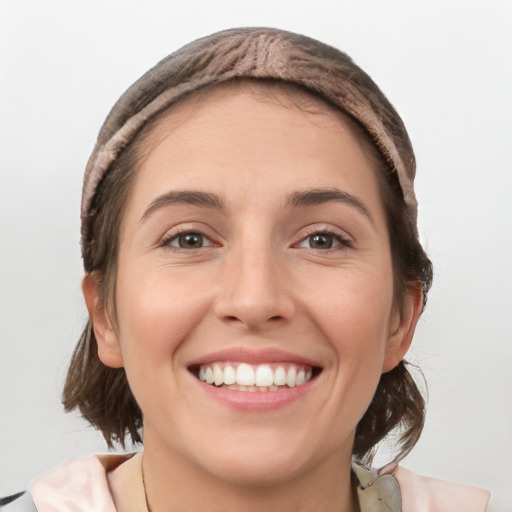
[111,263,217,425]
[299,264,394,414]
[114,262,213,368]
[304,265,394,351]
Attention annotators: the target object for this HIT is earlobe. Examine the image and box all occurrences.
[382,285,423,373]
[82,272,124,368]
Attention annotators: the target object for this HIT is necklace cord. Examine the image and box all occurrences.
[141,458,152,512]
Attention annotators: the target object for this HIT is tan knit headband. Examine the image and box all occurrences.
[81,27,418,238]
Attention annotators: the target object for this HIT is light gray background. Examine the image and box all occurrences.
[1,0,511,509]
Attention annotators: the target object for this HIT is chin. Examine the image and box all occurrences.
[203,451,311,487]
[186,428,336,487]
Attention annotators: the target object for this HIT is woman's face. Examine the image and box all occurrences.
[87,85,419,485]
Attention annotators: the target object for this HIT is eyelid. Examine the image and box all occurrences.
[292,224,354,250]
[157,222,353,251]
[166,232,215,249]
[159,224,221,249]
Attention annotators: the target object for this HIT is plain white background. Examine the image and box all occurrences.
[1,0,511,509]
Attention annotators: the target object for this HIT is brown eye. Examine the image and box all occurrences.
[308,233,334,249]
[179,233,203,248]
[167,232,207,249]
[296,231,351,250]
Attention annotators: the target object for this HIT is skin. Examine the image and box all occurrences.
[83,84,422,512]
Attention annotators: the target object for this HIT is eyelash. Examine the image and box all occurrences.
[294,228,353,251]
[160,226,352,252]
[160,228,217,250]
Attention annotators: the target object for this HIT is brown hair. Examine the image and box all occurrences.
[63,28,433,463]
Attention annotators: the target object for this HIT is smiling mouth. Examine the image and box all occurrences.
[190,362,322,392]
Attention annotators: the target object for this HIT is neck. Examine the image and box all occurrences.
[141,431,358,512]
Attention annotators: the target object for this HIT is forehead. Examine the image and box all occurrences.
[138,80,374,161]
[117,79,391,255]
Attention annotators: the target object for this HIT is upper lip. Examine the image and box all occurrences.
[186,347,322,368]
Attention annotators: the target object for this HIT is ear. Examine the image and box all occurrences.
[382,284,423,373]
[82,272,124,368]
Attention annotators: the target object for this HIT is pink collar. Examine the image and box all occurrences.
[28,453,490,512]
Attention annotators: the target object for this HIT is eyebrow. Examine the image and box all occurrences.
[140,190,224,222]
[140,187,373,224]
[286,188,374,224]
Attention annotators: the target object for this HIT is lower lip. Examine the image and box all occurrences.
[194,376,317,411]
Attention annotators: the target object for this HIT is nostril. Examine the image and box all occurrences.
[224,315,282,322]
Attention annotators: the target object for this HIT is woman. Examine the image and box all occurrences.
[1,27,490,511]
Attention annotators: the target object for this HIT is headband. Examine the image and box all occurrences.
[81,27,418,239]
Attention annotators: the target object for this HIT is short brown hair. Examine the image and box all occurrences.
[63,28,433,464]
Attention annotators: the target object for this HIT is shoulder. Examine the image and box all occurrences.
[393,465,490,512]
[1,453,132,512]
[352,461,490,512]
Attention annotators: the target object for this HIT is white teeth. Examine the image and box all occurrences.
[236,363,255,386]
[273,366,287,386]
[213,364,223,386]
[223,365,236,385]
[255,365,274,387]
[286,366,297,388]
[196,362,316,390]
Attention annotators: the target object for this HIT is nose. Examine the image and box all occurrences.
[213,245,295,331]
